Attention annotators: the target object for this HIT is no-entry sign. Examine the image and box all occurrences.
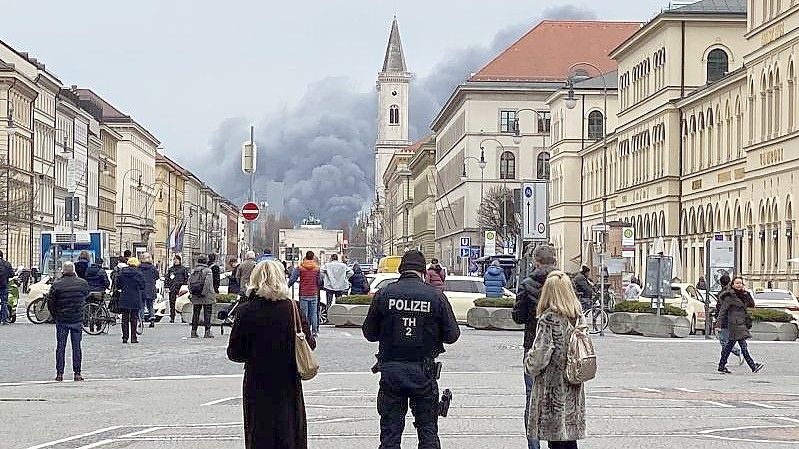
[242,202,260,221]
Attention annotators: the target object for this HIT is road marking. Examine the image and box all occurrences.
[774,417,799,424]
[74,440,114,449]
[700,400,735,408]
[674,387,700,393]
[741,401,779,409]
[637,387,662,393]
[201,396,240,406]
[24,426,122,449]
[119,427,163,437]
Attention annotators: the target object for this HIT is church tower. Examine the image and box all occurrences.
[374,17,412,204]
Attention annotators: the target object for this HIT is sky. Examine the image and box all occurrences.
[1,0,669,224]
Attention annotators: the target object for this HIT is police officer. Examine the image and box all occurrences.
[362,250,460,449]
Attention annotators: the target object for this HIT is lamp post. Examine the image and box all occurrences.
[118,168,144,252]
[511,108,549,163]
[564,62,609,336]
[477,137,515,254]
[54,128,78,256]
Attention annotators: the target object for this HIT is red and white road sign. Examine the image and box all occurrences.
[242,202,260,221]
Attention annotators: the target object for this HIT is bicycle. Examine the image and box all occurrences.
[83,292,115,335]
[26,295,52,324]
[582,287,614,335]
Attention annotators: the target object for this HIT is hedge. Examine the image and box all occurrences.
[473,297,514,308]
[216,294,238,304]
[613,300,688,317]
[748,308,794,323]
[337,295,372,305]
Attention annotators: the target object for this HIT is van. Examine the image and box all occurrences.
[377,256,402,273]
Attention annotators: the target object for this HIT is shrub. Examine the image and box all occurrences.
[747,308,794,323]
[613,300,688,317]
[337,295,372,305]
[215,294,238,304]
[474,297,514,308]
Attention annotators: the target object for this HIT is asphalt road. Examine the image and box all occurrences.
[1,309,798,448]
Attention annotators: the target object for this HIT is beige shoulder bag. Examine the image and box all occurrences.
[291,301,319,381]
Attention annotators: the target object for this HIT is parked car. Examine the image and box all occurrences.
[635,283,710,335]
[367,273,401,298]
[752,289,799,322]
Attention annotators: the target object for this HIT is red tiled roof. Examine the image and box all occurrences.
[401,134,434,154]
[469,21,641,82]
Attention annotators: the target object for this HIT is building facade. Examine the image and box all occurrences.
[409,135,437,257]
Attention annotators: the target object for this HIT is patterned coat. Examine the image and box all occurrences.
[525,310,586,442]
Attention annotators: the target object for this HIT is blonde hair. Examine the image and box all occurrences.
[248,260,290,300]
[127,257,141,267]
[140,252,152,263]
[537,270,583,319]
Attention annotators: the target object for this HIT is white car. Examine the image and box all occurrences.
[635,283,711,335]
[752,289,799,322]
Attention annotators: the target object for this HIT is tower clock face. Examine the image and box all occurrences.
[392,90,398,96]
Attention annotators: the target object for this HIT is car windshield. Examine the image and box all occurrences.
[374,279,397,291]
[754,292,794,301]
[445,280,485,294]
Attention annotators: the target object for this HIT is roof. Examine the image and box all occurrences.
[74,88,130,120]
[469,21,641,82]
[381,17,407,73]
[668,0,746,14]
[403,134,434,154]
[574,70,619,90]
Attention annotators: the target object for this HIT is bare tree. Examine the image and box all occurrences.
[477,186,519,249]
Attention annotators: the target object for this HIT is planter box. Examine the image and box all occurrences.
[610,312,690,338]
[467,307,524,331]
[328,304,370,327]
[180,303,229,326]
[750,321,799,341]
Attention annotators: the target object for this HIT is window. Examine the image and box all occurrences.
[707,49,729,83]
[537,111,551,133]
[537,152,551,180]
[499,110,517,133]
[500,151,516,179]
[389,105,400,125]
[588,110,604,139]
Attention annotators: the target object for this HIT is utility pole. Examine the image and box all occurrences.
[242,126,257,253]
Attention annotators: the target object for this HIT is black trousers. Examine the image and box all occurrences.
[548,442,577,449]
[120,309,138,342]
[191,304,212,331]
[377,361,440,449]
[168,289,179,320]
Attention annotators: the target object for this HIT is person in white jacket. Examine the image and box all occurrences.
[321,254,353,307]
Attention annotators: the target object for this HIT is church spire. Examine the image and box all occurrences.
[381,17,407,73]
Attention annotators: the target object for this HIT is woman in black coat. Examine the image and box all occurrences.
[116,257,145,344]
[227,260,316,449]
[717,276,764,374]
[348,264,368,295]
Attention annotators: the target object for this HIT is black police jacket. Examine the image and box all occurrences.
[362,272,460,362]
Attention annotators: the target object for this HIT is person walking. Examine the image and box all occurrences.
[513,245,558,449]
[47,261,89,382]
[227,260,316,449]
[164,255,189,323]
[484,260,507,298]
[228,258,241,295]
[19,266,31,294]
[362,250,460,449]
[117,257,145,344]
[85,258,109,294]
[321,254,352,307]
[349,263,369,295]
[572,266,594,310]
[714,274,742,365]
[236,251,257,297]
[75,251,91,280]
[717,276,764,374]
[0,250,14,325]
[425,258,446,292]
[289,251,322,337]
[256,247,275,263]
[208,253,221,294]
[696,276,707,290]
[189,255,215,338]
[139,253,159,328]
[624,277,642,301]
[525,271,587,449]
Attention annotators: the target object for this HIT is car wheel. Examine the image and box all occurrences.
[319,304,328,325]
[690,314,697,335]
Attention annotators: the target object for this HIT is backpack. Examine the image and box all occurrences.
[189,268,208,297]
[565,316,597,385]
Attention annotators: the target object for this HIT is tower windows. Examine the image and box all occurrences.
[389,105,400,125]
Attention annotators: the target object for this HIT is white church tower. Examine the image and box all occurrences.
[374,17,412,203]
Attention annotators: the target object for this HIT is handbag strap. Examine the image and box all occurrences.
[290,300,303,336]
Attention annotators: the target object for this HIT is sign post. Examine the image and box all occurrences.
[521,182,548,241]
[705,237,736,338]
[622,227,635,258]
[642,255,673,316]
[459,236,471,275]
[484,231,496,257]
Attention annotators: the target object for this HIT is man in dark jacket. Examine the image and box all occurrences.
[0,250,14,325]
[208,253,221,293]
[75,251,91,280]
[513,244,557,449]
[362,250,460,449]
[164,255,189,323]
[48,261,89,381]
[85,258,110,294]
[572,265,594,309]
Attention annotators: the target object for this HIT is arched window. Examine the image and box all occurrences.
[389,105,400,125]
[500,152,516,180]
[588,110,604,140]
[707,49,729,83]
[537,152,551,180]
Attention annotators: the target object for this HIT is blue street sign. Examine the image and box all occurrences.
[459,247,471,258]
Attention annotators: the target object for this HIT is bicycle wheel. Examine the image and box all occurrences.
[26,297,50,324]
[83,303,109,335]
[583,308,609,335]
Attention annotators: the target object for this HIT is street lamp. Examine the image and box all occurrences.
[564,61,609,336]
[118,168,145,252]
[478,137,516,254]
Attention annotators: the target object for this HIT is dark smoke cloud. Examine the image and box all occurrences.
[191,4,595,226]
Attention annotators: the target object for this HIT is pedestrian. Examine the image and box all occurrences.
[47,261,89,382]
[513,244,558,449]
[31,266,40,284]
[696,275,707,290]
[525,270,587,448]
[0,250,14,325]
[188,255,215,338]
[85,257,110,309]
[714,274,743,365]
[572,266,594,309]
[75,251,91,280]
[255,247,275,263]
[208,253,221,294]
[139,253,159,328]
[425,258,446,292]
[484,260,507,298]
[289,251,322,337]
[624,277,642,301]
[227,260,316,449]
[349,263,369,295]
[164,255,189,323]
[116,257,145,344]
[228,258,241,295]
[19,266,31,294]
[236,251,257,297]
[717,276,764,374]
[362,250,460,448]
[321,254,352,308]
